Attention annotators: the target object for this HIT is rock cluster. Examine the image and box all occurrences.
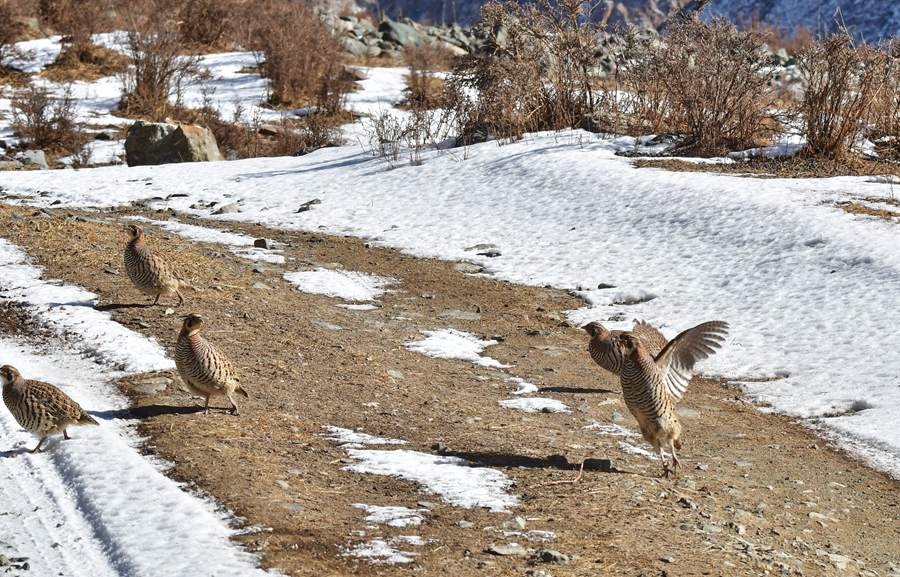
[324,13,477,59]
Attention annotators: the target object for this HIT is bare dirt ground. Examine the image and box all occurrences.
[0,203,898,577]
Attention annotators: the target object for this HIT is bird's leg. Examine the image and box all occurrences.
[176,290,184,307]
[659,448,673,478]
[203,395,211,414]
[669,442,680,478]
[152,293,161,306]
[227,393,240,416]
[63,429,70,440]
[30,437,47,453]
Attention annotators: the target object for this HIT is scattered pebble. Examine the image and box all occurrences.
[531,549,569,565]
[485,543,527,557]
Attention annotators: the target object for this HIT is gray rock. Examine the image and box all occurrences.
[477,249,501,258]
[253,238,270,249]
[454,262,485,274]
[379,19,422,46]
[340,36,369,56]
[828,553,850,571]
[387,369,404,379]
[214,203,240,215]
[660,555,675,563]
[0,159,24,171]
[275,479,290,490]
[532,549,569,564]
[251,282,272,290]
[501,515,526,531]
[296,198,321,212]
[312,320,343,330]
[465,243,498,251]
[438,309,481,321]
[130,375,171,395]
[457,520,474,529]
[485,543,527,557]
[16,149,49,169]
[125,121,223,167]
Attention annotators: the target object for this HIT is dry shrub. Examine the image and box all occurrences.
[796,31,893,161]
[871,40,900,159]
[39,0,109,55]
[447,0,603,143]
[250,0,350,111]
[179,0,240,49]
[623,18,778,156]
[403,44,457,110]
[11,83,88,155]
[119,0,199,120]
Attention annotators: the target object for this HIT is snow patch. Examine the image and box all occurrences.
[353,504,425,527]
[321,425,406,447]
[508,377,538,395]
[284,268,395,302]
[618,441,660,461]
[584,422,638,437]
[405,329,510,369]
[498,398,570,413]
[343,448,518,512]
[343,539,416,564]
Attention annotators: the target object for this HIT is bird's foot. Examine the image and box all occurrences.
[541,459,585,486]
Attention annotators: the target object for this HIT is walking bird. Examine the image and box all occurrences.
[615,321,729,477]
[583,320,668,375]
[175,314,247,415]
[1,365,98,453]
[124,224,185,306]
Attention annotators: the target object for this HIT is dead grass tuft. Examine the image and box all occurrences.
[836,201,900,220]
[633,155,900,178]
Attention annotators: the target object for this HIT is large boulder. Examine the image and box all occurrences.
[378,18,421,47]
[125,120,223,167]
[15,149,49,170]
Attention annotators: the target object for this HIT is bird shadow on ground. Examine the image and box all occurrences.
[0,447,30,458]
[94,302,153,312]
[539,386,615,395]
[439,449,620,474]
[91,405,205,420]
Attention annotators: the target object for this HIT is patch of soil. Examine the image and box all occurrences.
[0,203,897,577]
[634,155,900,178]
[835,201,900,220]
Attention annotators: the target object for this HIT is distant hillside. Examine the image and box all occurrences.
[351,0,900,40]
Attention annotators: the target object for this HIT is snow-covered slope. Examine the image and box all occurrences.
[3,130,900,479]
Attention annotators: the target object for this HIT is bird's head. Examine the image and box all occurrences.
[615,333,643,357]
[582,321,609,339]
[181,313,204,335]
[0,365,21,386]
[126,224,144,242]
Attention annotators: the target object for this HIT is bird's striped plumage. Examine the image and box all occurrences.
[1,365,98,453]
[124,225,184,306]
[584,320,668,375]
[175,314,247,414]
[615,321,729,476]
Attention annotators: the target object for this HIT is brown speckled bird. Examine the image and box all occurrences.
[583,320,668,375]
[615,321,729,477]
[124,224,184,306]
[1,365,99,453]
[175,314,247,414]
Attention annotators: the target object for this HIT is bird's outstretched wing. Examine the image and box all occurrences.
[653,321,729,402]
[632,320,668,357]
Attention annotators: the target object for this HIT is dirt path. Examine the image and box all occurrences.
[0,204,897,577]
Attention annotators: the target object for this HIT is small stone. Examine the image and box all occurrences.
[611,410,625,422]
[501,516,527,531]
[254,238,270,249]
[532,549,569,564]
[660,555,675,563]
[282,503,304,511]
[454,262,484,274]
[311,320,342,330]
[828,553,850,571]
[734,460,753,468]
[287,469,304,476]
[477,249,501,258]
[701,523,723,534]
[275,480,290,490]
[103,267,118,275]
[596,283,616,289]
[438,309,482,321]
[296,199,322,212]
[431,441,449,454]
[252,282,272,290]
[214,203,240,215]
[457,520,474,529]
[485,543,527,557]
[387,369,404,379]
[464,243,497,251]
[677,496,697,510]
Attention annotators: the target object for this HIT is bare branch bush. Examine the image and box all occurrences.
[795,31,893,161]
[403,44,458,110]
[11,83,88,155]
[870,39,900,160]
[250,0,351,112]
[446,0,603,143]
[622,18,779,155]
[0,0,25,69]
[179,0,240,49]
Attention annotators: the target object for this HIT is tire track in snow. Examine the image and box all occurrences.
[0,239,275,577]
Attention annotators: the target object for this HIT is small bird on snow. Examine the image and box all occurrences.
[1,365,99,453]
